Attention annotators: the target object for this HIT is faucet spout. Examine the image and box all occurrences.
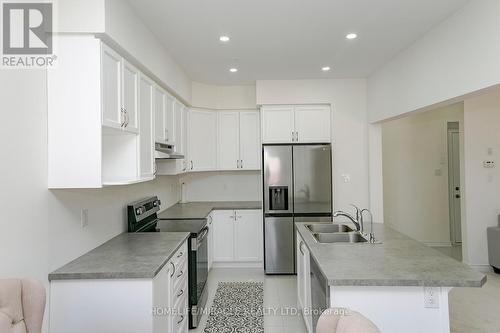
[333,211,361,231]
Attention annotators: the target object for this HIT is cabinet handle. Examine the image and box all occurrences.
[296,131,299,142]
[176,251,183,258]
[176,270,184,278]
[299,241,305,256]
[170,262,176,277]
[165,129,169,141]
[123,109,129,127]
[120,108,125,127]
[240,160,243,169]
[177,289,184,297]
[292,131,295,142]
[177,315,184,325]
[190,161,194,170]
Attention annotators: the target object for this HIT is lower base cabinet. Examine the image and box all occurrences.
[211,210,263,266]
[297,232,313,333]
[49,241,189,333]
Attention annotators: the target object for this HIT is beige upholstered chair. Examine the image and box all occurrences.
[316,308,381,333]
[0,280,46,333]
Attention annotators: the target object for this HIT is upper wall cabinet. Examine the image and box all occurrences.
[261,105,331,143]
[188,109,218,171]
[48,36,156,188]
[217,111,260,170]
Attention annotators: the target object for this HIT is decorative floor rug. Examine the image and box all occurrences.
[204,282,264,333]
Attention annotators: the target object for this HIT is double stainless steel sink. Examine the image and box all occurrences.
[306,223,369,244]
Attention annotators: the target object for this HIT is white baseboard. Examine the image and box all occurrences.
[424,242,453,247]
[212,261,263,269]
[468,264,493,273]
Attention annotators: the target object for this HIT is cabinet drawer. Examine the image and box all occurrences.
[172,242,188,266]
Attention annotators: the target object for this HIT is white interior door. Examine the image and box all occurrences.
[217,111,240,170]
[234,210,263,262]
[294,105,331,143]
[261,106,294,143]
[154,86,165,143]
[448,126,462,244]
[212,211,235,262]
[101,44,122,129]
[139,74,154,179]
[239,111,261,170]
[122,60,139,133]
[188,109,217,171]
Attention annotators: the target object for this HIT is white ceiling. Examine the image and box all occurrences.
[127,0,469,85]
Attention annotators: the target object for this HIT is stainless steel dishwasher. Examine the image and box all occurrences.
[310,254,329,329]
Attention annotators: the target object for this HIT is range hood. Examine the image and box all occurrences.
[155,142,184,160]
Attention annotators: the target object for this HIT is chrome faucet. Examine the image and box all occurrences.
[360,208,375,243]
[333,204,362,231]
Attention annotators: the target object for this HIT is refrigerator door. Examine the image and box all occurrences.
[293,145,332,215]
[263,145,293,214]
[264,216,295,274]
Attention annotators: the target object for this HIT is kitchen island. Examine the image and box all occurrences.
[296,223,486,333]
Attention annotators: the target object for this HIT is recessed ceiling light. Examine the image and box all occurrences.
[322,66,331,72]
[346,33,358,40]
[219,35,230,42]
[229,68,238,73]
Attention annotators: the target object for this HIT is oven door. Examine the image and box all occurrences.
[189,226,209,328]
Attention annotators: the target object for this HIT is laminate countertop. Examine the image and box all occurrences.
[296,222,487,288]
[49,232,190,281]
[158,201,262,220]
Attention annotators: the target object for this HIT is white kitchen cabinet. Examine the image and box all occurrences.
[101,44,122,130]
[187,109,217,171]
[212,210,236,262]
[207,213,214,271]
[165,95,175,145]
[261,105,331,143]
[49,241,189,333]
[154,86,166,143]
[217,111,240,170]
[212,210,263,265]
[217,110,261,171]
[234,210,263,262]
[297,232,312,333]
[261,106,295,143]
[122,60,139,133]
[174,101,183,152]
[139,74,154,180]
[294,105,331,143]
[239,111,261,170]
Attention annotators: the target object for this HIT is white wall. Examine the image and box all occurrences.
[463,91,500,267]
[382,103,464,245]
[104,0,192,103]
[56,0,105,33]
[192,82,256,109]
[181,172,261,202]
[256,79,382,220]
[368,0,500,122]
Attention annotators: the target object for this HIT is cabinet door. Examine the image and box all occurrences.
[139,74,154,179]
[154,86,166,143]
[294,105,331,143]
[122,60,139,133]
[101,44,122,129]
[212,211,235,262]
[181,106,188,157]
[217,111,240,170]
[297,233,313,333]
[261,106,294,143]
[234,210,263,262]
[174,100,183,152]
[188,109,217,171]
[239,111,261,170]
[153,262,172,333]
[207,213,214,271]
[164,95,175,144]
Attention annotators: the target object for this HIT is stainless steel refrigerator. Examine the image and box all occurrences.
[263,144,332,274]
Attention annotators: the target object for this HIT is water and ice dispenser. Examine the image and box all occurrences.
[269,186,289,211]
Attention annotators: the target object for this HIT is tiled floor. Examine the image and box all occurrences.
[194,268,500,333]
[191,268,307,333]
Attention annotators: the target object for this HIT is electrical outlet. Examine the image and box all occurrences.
[424,287,439,308]
[81,209,89,228]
